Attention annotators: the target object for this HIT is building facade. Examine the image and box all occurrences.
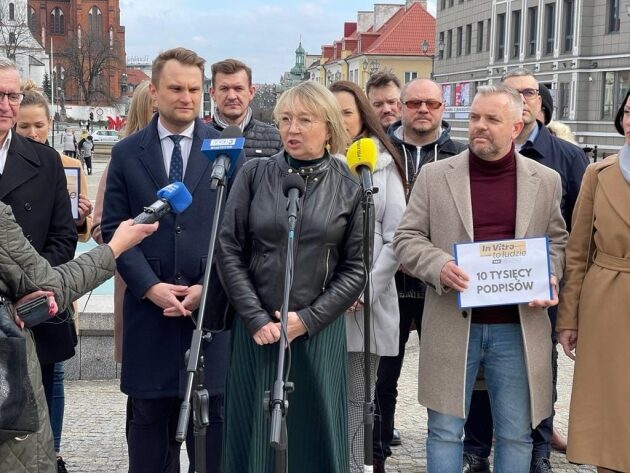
[310,0,435,90]
[0,0,49,85]
[436,0,629,153]
[27,0,126,106]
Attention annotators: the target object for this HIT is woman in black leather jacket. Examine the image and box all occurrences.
[218,81,365,473]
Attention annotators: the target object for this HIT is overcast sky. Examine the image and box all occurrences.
[120,0,437,84]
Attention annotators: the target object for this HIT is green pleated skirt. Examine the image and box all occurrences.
[223,315,349,473]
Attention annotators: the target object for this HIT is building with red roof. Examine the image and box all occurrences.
[308,0,436,89]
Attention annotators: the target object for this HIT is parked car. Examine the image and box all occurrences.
[91,130,120,143]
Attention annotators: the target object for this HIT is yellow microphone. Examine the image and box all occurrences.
[346,137,378,192]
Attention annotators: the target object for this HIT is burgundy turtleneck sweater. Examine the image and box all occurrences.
[469,146,520,324]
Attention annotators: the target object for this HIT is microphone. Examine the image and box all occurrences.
[282,173,306,231]
[133,182,192,224]
[346,137,378,193]
[201,125,245,188]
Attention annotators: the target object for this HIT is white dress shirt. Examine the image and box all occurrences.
[0,129,12,174]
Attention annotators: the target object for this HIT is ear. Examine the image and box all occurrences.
[149,83,158,101]
[250,85,256,98]
[512,118,525,139]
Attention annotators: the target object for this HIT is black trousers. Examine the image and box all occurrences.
[464,321,559,461]
[373,297,424,461]
[127,394,223,473]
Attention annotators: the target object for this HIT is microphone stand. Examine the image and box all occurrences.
[264,197,299,473]
[361,184,377,473]
[175,173,228,472]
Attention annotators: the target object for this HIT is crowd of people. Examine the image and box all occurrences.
[0,46,628,473]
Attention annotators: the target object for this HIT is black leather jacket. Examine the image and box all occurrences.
[217,151,365,337]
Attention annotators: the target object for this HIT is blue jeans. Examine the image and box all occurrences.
[41,362,65,453]
[427,324,532,473]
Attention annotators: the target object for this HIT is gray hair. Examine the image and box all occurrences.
[475,84,523,121]
[501,67,537,84]
[0,57,18,72]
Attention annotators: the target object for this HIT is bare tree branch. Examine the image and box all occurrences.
[0,3,38,61]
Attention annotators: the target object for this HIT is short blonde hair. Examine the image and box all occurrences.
[274,81,350,155]
[124,81,154,137]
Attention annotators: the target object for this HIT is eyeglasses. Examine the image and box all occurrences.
[276,115,320,132]
[403,99,442,110]
[0,91,24,105]
[516,88,539,100]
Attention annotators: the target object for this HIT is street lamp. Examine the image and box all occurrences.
[334,71,341,81]
[120,73,128,98]
[420,39,435,80]
[362,58,380,76]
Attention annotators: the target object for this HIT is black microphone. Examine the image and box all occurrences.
[282,173,305,231]
[133,182,192,224]
[201,125,245,189]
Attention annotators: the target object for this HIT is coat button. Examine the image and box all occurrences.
[175,225,182,234]
[461,310,468,318]
[24,203,32,211]
[176,272,182,280]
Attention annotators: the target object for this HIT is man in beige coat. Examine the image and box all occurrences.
[393,84,568,473]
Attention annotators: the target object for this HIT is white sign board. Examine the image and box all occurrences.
[454,237,552,309]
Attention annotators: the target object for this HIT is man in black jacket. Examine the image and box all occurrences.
[462,69,589,473]
[373,78,466,473]
[210,59,282,158]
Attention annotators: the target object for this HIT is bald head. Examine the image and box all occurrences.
[400,79,445,146]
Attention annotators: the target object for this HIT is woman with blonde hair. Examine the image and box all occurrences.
[219,81,365,472]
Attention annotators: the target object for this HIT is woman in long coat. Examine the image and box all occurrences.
[557,90,630,473]
[218,81,365,473]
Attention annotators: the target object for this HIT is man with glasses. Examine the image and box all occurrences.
[366,71,403,130]
[373,78,465,473]
[462,69,588,473]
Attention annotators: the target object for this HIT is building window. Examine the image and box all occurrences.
[438,31,445,59]
[405,71,418,82]
[486,19,491,52]
[440,0,446,10]
[449,0,454,6]
[527,6,537,57]
[9,3,15,20]
[477,21,484,53]
[447,29,453,58]
[608,0,621,33]
[89,6,103,35]
[457,26,463,56]
[466,24,472,55]
[512,10,521,58]
[602,71,630,119]
[544,3,555,55]
[8,32,15,44]
[50,8,65,35]
[28,7,37,30]
[496,13,506,60]
[563,0,574,52]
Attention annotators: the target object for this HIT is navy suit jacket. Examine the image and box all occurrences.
[101,115,242,398]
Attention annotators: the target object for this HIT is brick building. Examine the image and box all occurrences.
[27,0,126,106]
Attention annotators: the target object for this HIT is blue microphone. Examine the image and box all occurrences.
[133,182,192,224]
[201,126,245,187]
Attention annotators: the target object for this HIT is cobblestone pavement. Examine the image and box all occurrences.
[62,338,595,472]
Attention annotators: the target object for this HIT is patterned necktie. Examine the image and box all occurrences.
[169,135,184,183]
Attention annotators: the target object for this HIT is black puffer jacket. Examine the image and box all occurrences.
[217,152,365,337]
[211,117,283,159]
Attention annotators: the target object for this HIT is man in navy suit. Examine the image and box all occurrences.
[102,47,239,473]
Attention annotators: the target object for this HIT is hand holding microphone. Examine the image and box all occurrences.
[109,182,193,258]
[345,137,378,193]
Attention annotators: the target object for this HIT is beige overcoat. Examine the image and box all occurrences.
[557,156,630,471]
[393,150,568,428]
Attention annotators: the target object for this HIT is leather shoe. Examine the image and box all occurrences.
[373,458,385,473]
[463,453,491,473]
[530,457,553,473]
[551,427,567,453]
[390,428,402,446]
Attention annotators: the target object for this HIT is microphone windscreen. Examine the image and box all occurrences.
[282,173,306,198]
[156,181,192,214]
[346,138,378,176]
[221,125,242,139]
